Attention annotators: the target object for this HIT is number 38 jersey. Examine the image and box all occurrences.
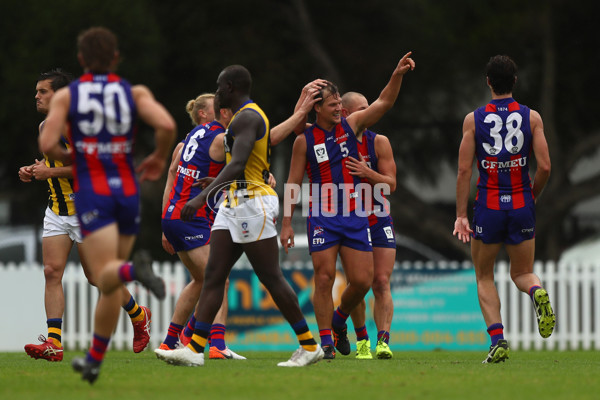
[474,97,534,210]
[67,73,138,197]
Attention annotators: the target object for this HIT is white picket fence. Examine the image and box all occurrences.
[1,260,599,351]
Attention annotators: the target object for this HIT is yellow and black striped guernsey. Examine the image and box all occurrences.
[223,101,276,207]
[44,135,76,216]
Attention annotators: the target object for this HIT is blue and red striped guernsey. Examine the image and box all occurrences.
[68,73,139,197]
[162,121,225,221]
[304,117,361,216]
[356,129,389,226]
[474,98,534,210]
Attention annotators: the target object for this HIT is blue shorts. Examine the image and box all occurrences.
[307,214,372,253]
[370,215,396,248]
[75,191,140,238]
[472,202,535,244]
[162,218,211,252]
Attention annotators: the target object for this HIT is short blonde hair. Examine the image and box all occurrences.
[186,93,215,126]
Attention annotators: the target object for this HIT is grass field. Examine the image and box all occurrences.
[1,350,599,400]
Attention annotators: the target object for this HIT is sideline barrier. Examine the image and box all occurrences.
[1,260,598,351]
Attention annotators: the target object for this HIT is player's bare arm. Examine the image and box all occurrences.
[530,109,551,201]
[280,134,307,253]
[271,86,322,146]
[132,85,176,182]
[31,159,73,180]
[348,52,415,134]
[453,112,476,243]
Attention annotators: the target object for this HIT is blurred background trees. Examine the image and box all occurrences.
[1,0,598,262]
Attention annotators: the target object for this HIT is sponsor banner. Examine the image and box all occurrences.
[222,263,487,351]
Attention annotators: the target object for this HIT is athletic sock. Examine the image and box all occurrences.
[164,322,184,349]
[47,318,62,347]
[528,285,542,301]
[123,295,145,323]
[87,333,110,364]
[319,329,334,347]
[487,323,504,346]
[377,330,390,344]
[332,306,349,329]
[291,319,317,352]
[187,321,211,354]
[183,315,196,339]
[117,262,135,283]
[354,325,369,342]
[209,324,226,350]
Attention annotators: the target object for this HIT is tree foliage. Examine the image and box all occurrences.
[1,0,598,261]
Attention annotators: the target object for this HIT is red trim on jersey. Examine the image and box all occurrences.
[84,138,111,195]
[80,73,94,82]
[485,157,499,209]
[107,73,120,82]
[112,137,137,196]
[510,155,525,208]
[508,101,520,112]
[313,128,335,214]
[485,103,497,112]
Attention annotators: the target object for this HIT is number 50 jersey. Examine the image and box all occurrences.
[67,73,138,197]
[474,97,534,210]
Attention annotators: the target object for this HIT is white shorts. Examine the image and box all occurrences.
[42,207,83,244]
[212,195,279,243]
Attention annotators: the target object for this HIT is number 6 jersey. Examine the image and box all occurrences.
[474,98,534,210]
[67,73,138,197]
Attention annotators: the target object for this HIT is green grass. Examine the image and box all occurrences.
[1,350,599,400]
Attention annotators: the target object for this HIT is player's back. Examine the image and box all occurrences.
[68,72,138,197]
[474,97,533,210]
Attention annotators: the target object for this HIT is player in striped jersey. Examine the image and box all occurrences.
[281,52,415,359]
[21,69,155,362]
[342,92,397,360]
[157,65,322,368]
[39,27,176,383]
[155,97,244,360]
[453,55,555,363]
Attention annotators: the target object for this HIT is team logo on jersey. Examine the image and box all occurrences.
[168,205,175,212]
[313,143,329,163]
[313,226,324,236]
[241,221,249,238]
[500,195,512,203]
[108,177,122,189]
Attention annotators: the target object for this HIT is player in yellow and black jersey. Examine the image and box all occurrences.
[19,69,153,362]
